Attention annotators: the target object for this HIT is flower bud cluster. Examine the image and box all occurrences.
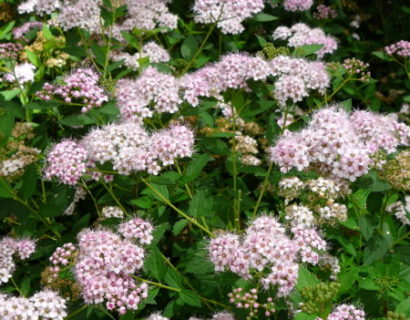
[380,150,410,191]
[314,5,337,20]
[228,288,275,319]
[0,237,36,285]
[0,123,40,181]
[299,282,340,315]
[0,42,23,59]
[342,58,370,82]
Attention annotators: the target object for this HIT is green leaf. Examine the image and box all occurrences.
[294,312,317,320]
[18,165,38,199]
[0,21,15,40]
[372,51,393,61]
[39,186,73,217]
[0,178,14,199]
[363,235,389,265]
[180,154,213,184]
[129,197,153,209]
[396,297,410,316]
[177,290,202,307]
[149,183,169,203]
[24,101,59,110]
[144,246,167,281]
[253,13,278,22]
[297,44,324,56]
[296,267,318,290]
[20,276,31,296]
[172,220,188,236]
[60,114,96,126]
[0,106,15,144]
[358,215,375,241]
[188,190,213,217]
[181,36,199,60]
[42,24,53,40]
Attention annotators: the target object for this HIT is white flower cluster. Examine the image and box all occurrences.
[386,196,410,226]
[111,42,170,71]
[3,63,36,85]
[0,290,67,320]
[273,23,338,58]
[101,206,124,219]
[193,0,265,34]
[0,238,35,285]
[81,121,194,176]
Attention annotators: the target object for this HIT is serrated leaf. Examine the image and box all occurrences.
[296,267,318,290]
[172,220,188,236]
[363,235,389,265]
[180,154,213,184]
[181,36,198,60]
[177,290,202,307]
[188,190,213,217]
[144,246,167,281]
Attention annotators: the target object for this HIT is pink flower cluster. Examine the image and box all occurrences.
[283,0,313,12]
[314,5,337,20]
[181,53,270,106]
[0,237,36,285]
[12,21,43,40]
[269,55,330,106]
[325,305,365,320]
[116,67,181,122]
[273,23,338,58]
[193,0,265,34]
[111,42,170,71]
[81,121,194,176]
[19,0,177,36]
[49,242,76,270]
[0,43,23,59]
[18,0,61,16]
[119,218,154,245]
[43,140,88,185]
[182,53,328,108]
[74,228,149,314]
[38,68,108,112]
[0,290,67,320]
[385,40,410,57]
[147,312,236,320]
[208,215,326,297]
[269,106,410,181]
